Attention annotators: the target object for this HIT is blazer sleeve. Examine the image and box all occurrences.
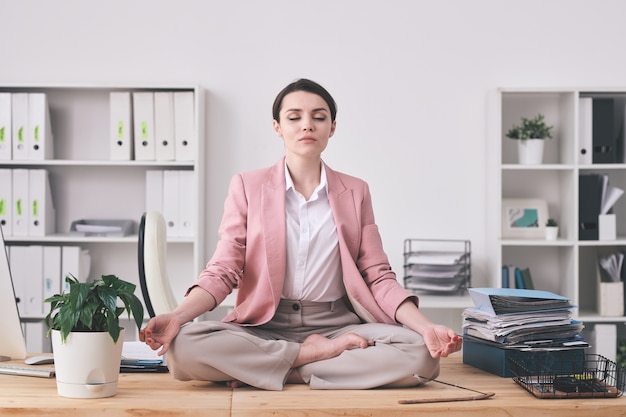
[355,181,418,319]
[191,174,248,305]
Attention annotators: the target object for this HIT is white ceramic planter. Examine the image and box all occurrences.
[517,138,545,165]
[51,329,124,398]
[545,226,558,240]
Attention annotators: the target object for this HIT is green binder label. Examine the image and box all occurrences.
[33,199,39,217]
[16,199,22,216]
[141,121,148,139]
[117,121,124,139]
[0,127,4,143]
[34,125,40,142]
[18,126,24,143]
[0,199,5,216]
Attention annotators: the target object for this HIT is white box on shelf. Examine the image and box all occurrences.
[590,324,617,362]
[599,214,616,241]
[597,281,624,316]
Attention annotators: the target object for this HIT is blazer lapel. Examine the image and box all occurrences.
[326,164,359,260]
[261,160,287,299]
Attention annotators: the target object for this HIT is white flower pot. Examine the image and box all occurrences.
[517,139,545,165]
[545,226,558,241]
[51,329,125,398]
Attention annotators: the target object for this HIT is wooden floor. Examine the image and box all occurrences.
[1,353,625,416]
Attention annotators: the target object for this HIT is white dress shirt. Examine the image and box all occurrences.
[281,162,345,301]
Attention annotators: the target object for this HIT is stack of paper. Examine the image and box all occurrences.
[404,250,470,293]
[463,288,587,349]
[121,341,167,373]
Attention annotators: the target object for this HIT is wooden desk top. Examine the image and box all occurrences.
[1,354,624,417]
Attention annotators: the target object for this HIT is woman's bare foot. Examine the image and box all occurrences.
[292,333,372,368]
[224,380,248,388]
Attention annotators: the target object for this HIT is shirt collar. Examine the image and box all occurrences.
[285,160,328,195]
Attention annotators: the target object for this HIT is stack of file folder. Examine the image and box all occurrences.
[462,288,588,377]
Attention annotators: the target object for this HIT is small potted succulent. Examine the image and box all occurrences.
[45,274,144,399]
[506,114,553,165]
[545,218,559,240]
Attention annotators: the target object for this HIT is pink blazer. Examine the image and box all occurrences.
[193,159,417,326]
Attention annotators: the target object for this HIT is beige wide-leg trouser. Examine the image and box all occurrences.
[168,299,440,390]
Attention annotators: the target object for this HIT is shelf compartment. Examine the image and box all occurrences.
[501,91,576,166]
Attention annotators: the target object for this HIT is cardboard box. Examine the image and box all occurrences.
[462,337,585,377]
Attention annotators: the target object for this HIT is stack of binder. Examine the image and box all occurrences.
[145,170,195,238]
[462,288,588,377]
[8,244,90,318]
[0,92,54,161]
[578,96,622,164]
[110,91,195,162]
[0,168,55,237]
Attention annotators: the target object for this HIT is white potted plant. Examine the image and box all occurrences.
[545,218,559,240]
[506,114,553,165]
[45,274,144,399]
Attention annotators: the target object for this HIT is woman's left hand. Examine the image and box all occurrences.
[422,325,462,358]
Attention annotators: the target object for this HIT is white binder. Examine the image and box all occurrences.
[145,170,164,213]
[11,93,28,160]
[61,246,91,292]
[154,92,175,161]
[25,321,51,354]
[0,93,11,160]
[27,93,54,160]
[179,170,195,237]
[0,169,12,236]
[11,168,29,236]
[109,92,133,161]
[579,97,592,165]
[43,245,62,303]
[24,245,44,316]
[173,91,195,161]
[132,92,156,161]
[28,169,55,236]
[163,170,180,236]
[8,246,29,316]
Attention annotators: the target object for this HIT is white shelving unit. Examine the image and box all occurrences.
[489,87,626,353]
[0,84,205,323]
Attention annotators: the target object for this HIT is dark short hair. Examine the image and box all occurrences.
[272,78,337,122]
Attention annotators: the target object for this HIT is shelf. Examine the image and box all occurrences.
[5,234,194,244]
[501,164,575,171]
[493,87,626,359]
[577,311,626,323]
[500,238,575,247]
[416,294,473,309]
[1,84,206,354]
[0,160,195,168]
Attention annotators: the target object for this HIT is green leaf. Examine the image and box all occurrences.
[107,315,121,343]
[98,286,118,316]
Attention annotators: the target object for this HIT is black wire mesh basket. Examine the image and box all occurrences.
[510,353,625,399]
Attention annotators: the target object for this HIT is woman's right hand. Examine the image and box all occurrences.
[139,313,183,356]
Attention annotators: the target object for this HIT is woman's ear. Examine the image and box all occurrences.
[272,119,282,137]
[329,120,337,138]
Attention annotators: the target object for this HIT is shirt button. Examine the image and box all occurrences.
[292,303,300,311]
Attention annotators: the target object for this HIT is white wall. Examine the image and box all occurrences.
[2,0,626,294]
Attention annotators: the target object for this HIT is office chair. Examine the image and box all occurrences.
[138,211,178,317]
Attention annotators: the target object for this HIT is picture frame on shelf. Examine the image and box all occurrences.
[501,198,548,239]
